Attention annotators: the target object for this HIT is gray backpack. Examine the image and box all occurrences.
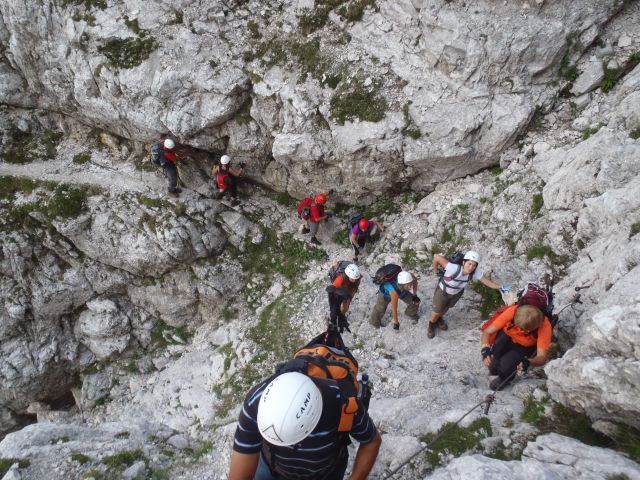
[150,142,166,166]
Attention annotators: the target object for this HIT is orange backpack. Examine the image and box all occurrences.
[276,327,361,432]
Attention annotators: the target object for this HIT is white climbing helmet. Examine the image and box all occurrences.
[257,372,323,446]
[220,154,231,165]
[397,271,413,285]
[345,263,361,280]
[163,138,175,149]
[464,250,481,264]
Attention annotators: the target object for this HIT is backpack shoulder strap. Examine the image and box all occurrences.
[439,263,463,290]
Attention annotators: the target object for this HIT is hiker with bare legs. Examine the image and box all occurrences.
[428,251,511,339]
[369,266,420,333]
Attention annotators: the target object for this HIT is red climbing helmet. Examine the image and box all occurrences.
[314,194,327,204]
[358,218,370,231]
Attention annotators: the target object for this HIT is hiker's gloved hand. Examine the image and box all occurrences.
[412,294,421,305]
[500,284,513,293]
[338,317,350,333]
[481,346,492,359]
[519,357,530,372]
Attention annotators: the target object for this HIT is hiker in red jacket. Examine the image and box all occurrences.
[159,137,182,198]
[301,192,332,246]
[212,154,244,205]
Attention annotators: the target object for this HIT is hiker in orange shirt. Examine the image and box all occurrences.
[480,305,552,390]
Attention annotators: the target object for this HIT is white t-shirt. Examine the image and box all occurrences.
[439,262,484,295]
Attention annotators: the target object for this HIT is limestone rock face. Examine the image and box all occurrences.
[546,304,640,430]
[0,0,622,202]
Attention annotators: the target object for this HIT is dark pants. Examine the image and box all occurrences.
[255,449,348,480]
[328,293,348,331]
[220,175,238,198]
[351,237,366,257]
[163,162,178,192]
[490,330,536,380]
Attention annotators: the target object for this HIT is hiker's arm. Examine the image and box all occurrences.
[433,255,448,274]
[228,451,259,480]
[341,298,352,314]
[373,220,384,233]
[523,348,548,368]
[411,275,418,296]
[481,325,498,368]
[479,277,501,290]
[349,431,382,480]
[229,168,242,176]
[350,231,358,246]
[212,165,218,176]
[390,291,400,324]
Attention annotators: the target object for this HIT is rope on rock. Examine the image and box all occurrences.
[381,370,519,480]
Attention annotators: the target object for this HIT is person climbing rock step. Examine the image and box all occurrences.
[212,154,245,205]
[369,268,420,333]
[428,250,511,339]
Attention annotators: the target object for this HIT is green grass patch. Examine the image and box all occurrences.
[401,248,419,270]
[402,103,421,139]
[98,35,158,69]
[471,282,503,320]
[582,124,602,140]
[46,184,97,218]
[525,244,556,261]
[182,441,213,460]
[630,128,640,140]
[136,194,164,209]
[332,228,349,245]
[71,453,92,464]
[630,222,640,238]
[73,151,91,164]
[521,393,551,424]
[576,238,585,250]
[221,306,239,322]
[338,0,377,22]
[530,193,544,217]
[490,166,503,176]
[0,458,30,476]
[151,320,191,347]
[213,285,310,416]
[420,417,492,470]
[235,96,253,126]
[505,238,518,254]
[330,79,387,125]
[62,0,106,9]
[101,449,146,468]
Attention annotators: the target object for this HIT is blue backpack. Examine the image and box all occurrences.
[150,142,166,166]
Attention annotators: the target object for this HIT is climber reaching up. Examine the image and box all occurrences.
[151,135,185,198]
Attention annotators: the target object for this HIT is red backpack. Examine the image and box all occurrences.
[297,197,314,220]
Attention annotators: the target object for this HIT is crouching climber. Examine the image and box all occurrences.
[350,217,384,263]
[212,154,244,205]
[369,267,420,333]
[480,305,551,390]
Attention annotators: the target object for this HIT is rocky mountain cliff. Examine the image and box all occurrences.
[1,0,639,479]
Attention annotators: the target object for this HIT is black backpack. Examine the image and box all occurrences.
[373,264,402,286]
[327,260,352,284]
[150,142,166,166]
[437,251,475,290]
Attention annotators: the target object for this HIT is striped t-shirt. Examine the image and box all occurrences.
[233,376,378,479]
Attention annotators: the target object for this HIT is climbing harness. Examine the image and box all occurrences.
[381,371,519,479]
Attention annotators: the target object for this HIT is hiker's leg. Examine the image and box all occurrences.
[401,295,418,318]
[430,287,449,323]
[308,221,319,237]
[164,163,178,192]
[228,175,238,197]
[369,295,389,328]
[497,344,535,380]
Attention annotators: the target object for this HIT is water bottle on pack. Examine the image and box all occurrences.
[357,374,372,410]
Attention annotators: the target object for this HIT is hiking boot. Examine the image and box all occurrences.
[352,256,359,263]
[168,191,179,198]
[427,322,436,339]
[436,317,448,331]
[310,236,321,246]
[175,188,183,193]
[490,376,511,391]
[409,314,419,325]
[301,227,310,234]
